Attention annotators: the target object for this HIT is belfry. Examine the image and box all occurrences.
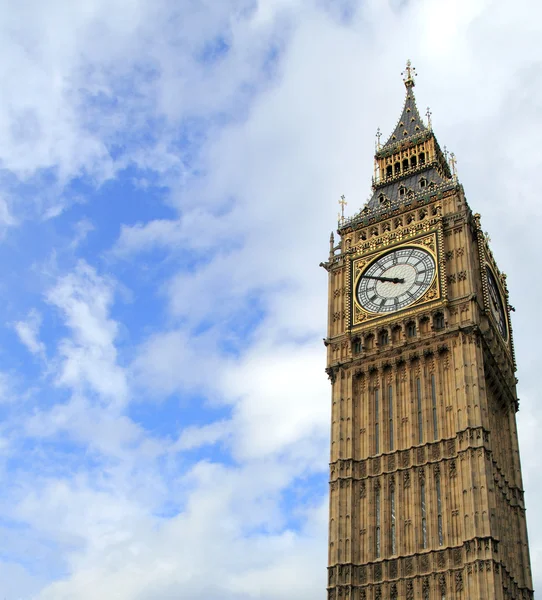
[322,62,533,599]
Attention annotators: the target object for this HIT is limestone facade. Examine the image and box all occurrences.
[322,68,533,599]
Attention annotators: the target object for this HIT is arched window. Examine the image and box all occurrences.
[364,334,374,350]
[436,473,443,546]
[379,194,385,204]
[407,321,417,337]
[379,330,389,346]
[434,312,445,330]
[402,158,409,171]
[374,388,380,455]
[375,484,381,557]
[386,165,392,178]
[390,478,396,554]
[420,178,427,189]
[420,470,427,548]
[410,155,417,168]
[399,186,406,197]
[419,152,426,165]
[420,316,430,334]
[353,337,362,354]
[394,162,400,175]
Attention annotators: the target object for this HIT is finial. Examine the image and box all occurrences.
[375,127,382,151]
[449,152,457,179]
[338,195,347,224]
[443,145,448,161]
[425,107,432,129]
[402,59,416,88]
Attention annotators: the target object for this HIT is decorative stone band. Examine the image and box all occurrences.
[338,181,457,233]
[326,548,532,600]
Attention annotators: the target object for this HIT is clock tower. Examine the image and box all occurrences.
[323,63,533,599]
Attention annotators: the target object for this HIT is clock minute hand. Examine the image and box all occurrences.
[361,275,405,284]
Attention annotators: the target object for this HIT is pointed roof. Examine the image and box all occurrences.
[381,60,427,150]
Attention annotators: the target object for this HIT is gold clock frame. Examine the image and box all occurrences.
[345,228,446,331]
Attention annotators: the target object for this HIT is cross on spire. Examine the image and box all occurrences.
[402,59,416,88]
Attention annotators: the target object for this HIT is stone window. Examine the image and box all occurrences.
[352,337,362,354]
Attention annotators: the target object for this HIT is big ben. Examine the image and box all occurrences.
[323,62,534,599]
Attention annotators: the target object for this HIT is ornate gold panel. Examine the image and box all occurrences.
[345,227,446,330]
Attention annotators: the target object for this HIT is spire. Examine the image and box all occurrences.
[381,60,427,150]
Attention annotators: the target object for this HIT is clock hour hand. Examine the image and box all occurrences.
[361,275,405,284]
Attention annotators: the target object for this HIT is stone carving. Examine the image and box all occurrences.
[450,460,457,478]
[455,571,463,591]
[423,577,430,600]
[420,554,429,571]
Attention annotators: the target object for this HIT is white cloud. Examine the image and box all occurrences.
[13,309,46,358]
[1,0,541,598]
[175,419,232,451]
[46,261,128,404]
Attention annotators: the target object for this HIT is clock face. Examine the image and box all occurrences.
[486,267,508,340]
[356,246,436,314]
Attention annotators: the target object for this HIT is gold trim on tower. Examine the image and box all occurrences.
[346,230,445,329]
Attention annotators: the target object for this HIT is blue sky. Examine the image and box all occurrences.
[1,0,542,598]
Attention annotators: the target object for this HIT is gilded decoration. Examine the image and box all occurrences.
[346,228,444,329]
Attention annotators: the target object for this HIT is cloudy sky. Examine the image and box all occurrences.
[0,0,541,598]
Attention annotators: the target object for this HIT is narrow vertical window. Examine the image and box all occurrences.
[436,475,443,546]
[388,385,394,451]
[421,478,427,549]
[417,377,423,444]
[375,485,381,558]
[375,388,380,455]
[431,374,438,440]
[390,485,396,555]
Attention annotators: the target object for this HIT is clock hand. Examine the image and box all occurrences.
[361,275,405,284]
